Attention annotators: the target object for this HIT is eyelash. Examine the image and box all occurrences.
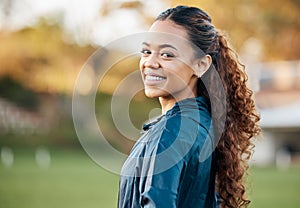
[140,49,175,59]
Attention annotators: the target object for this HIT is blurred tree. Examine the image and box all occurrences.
[170,0,300,61]
[257,0,300,60]
[0,75,39,110]
[0,19,95,93]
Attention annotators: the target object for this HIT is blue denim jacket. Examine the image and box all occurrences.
[118,97,218,208]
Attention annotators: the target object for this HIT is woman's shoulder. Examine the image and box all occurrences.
[153,112,211,154]
[164,107,211,137]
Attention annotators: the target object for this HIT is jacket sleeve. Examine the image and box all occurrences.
[140,148,185,208]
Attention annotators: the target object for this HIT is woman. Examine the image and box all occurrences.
[118,5,260,208]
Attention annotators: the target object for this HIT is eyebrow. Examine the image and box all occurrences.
[142,42,178,51]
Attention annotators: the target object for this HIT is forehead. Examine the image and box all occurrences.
[142,21,191,51]
[149,20,189,39]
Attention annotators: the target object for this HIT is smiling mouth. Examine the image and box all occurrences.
[145,75,167,82]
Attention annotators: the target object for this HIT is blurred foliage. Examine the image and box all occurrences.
[0,18,95,93]
[0,0,299,93]
[0,76,39,110]
[171,0,300,61]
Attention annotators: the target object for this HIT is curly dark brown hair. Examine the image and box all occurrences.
[156,6,261,207]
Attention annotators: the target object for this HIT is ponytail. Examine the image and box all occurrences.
[214,33,261,207]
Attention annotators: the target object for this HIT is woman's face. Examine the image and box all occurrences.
[139,20,199,99]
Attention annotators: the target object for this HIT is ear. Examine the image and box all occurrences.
[193,55,212,78]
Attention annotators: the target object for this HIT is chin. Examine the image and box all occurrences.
[144,92,159,98]
[144,89,167,98]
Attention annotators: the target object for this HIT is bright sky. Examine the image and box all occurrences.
[0,0,169,45]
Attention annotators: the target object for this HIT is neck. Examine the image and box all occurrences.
[159,96,177,114]
[158,78,198,114]
[159,91,197,114]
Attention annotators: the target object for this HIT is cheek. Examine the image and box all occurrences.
[167,73,190,87]
[139,59,143,71]
[165,64,195,83]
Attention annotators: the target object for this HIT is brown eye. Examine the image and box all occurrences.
[140,49,151,56]
[160,52,175,59]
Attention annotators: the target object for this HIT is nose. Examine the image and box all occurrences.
[143,53,160,69]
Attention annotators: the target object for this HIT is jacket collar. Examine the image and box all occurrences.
[142,96,209,131]
[165,96,209,117]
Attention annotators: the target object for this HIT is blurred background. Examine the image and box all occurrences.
[0,0,299,207]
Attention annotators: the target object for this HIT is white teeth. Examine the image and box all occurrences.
[145,75,166,81]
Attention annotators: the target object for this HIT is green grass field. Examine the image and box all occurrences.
[0,148,299,208]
